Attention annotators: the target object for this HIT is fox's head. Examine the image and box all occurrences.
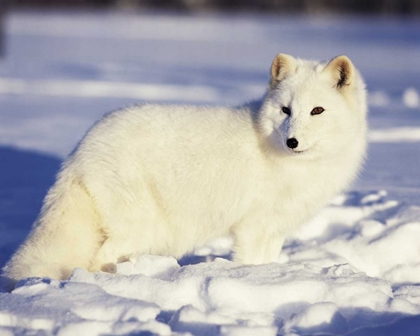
[258,54,367,160]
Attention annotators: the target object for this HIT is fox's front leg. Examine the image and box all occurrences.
[231,220,285,265]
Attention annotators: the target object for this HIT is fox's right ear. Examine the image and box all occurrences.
[323,55,354,91]
[270,53,297,88]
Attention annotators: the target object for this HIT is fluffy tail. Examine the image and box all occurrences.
[1,176,102,290]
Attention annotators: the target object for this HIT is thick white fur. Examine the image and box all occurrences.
[2,54,367,288]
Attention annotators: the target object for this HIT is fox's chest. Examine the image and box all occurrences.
[266,158,354,223]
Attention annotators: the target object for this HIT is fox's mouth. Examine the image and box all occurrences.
[289,147,316,156]
[286,142,319,156]
[287,147,308,155]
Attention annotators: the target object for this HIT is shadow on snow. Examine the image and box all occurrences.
[0,146,61,269]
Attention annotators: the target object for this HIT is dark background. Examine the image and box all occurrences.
[2,0,420,13]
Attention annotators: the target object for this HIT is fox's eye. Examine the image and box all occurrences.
[311,107,324,115]
[282,107,291,116]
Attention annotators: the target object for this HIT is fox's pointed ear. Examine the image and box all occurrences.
[270,53,297,88]
[324,55,354,91]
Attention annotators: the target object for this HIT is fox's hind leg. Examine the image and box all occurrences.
[90,236,132,273]
[89,215,161,273]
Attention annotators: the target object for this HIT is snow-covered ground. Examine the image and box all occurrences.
[0,11,420,335]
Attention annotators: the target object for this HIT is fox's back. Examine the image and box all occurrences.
[66,104,268,244]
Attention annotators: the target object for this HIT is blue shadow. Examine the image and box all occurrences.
[0,146,61,268]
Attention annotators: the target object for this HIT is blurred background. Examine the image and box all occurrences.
[0,0,419,269]
[1,0,420,56]
[2,0,420,13]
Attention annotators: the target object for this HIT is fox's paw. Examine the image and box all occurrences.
[100,263,117,274]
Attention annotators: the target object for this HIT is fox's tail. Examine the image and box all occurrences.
[1,175,102,290]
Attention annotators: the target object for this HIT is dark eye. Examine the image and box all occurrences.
[311,107,324,115]
[282,107,291,116]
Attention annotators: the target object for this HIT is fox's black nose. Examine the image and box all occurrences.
[286,138,299,149]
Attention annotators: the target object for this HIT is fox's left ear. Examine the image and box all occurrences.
[324,55,354,91]
[270,53,297,88]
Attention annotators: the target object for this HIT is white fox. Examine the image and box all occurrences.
[2,54,367,288]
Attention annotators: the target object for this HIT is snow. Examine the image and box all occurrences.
[0,10,420,336]
[403,88,420,108]
[0,78,221,102]
[369,127,420,142]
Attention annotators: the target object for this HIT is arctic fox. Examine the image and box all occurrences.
[2,54,367,288]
